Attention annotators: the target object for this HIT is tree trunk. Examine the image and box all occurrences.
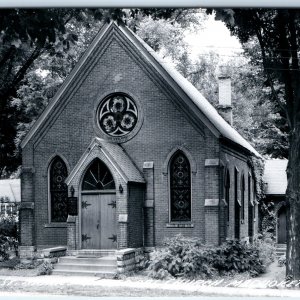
[286,121,300,279]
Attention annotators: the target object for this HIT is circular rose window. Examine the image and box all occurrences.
[98,94,138,137]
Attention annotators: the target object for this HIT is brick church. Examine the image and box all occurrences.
[19,21,260,260]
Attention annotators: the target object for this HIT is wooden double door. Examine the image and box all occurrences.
[81,192,117,249]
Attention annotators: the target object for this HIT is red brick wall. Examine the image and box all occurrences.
[20,29,257,249]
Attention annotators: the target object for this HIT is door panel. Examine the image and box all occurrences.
[100,194,117,249]
[81,193,117,249]
[278,207,287,244]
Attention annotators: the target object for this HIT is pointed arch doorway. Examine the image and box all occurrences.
[81,159,117,249]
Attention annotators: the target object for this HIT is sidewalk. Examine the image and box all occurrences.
[0,275,299,297]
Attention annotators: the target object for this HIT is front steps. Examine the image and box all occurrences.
[276,243,286,257]
[52,250,117,276]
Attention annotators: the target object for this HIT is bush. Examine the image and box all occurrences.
[253,233,276,267]
[211,239,265,277]
[0,215,19,260]
[278,255,286,267]
[37,261,53,275]
[147,235,267,279]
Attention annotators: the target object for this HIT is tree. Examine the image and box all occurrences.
[212,8,300,280]
[1,8,202,178]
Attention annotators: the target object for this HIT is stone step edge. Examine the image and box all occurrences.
[55,263,117,268]
[52,269,117,275]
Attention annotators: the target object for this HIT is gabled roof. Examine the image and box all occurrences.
[65,137,145,185]
[20,21,260,157]
[263,159,288,195]
[0,179,21,202]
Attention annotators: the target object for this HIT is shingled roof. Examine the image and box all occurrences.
[263,159,288,195]
[20,21,260,157]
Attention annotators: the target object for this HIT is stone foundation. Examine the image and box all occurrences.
[19,246,36,259]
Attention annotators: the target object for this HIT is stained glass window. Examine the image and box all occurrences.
[98,93,138,137]
[82,159,115,191]
[170,152,191,221]
[50,157,68,222]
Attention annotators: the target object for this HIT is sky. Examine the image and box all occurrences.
[184,14,244,62]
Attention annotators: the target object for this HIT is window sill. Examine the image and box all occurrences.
[166,223,194,228]
[44,223,67,228]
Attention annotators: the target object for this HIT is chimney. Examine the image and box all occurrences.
[217,75,233,126]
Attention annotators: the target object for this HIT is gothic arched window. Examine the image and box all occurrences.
[225,169,230,222]
[82,159,115,191]
[49,156,68,222]
[241,174,245,221]
[170,151,191,222]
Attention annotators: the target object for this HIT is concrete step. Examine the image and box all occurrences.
[53,255,117,276]
[276,244,286,257]
[52,269,117,277]
[76,250,116,258]
[55,263,117,272]
[59,256,117,266]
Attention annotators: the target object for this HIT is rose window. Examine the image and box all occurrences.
[98,94,138,137]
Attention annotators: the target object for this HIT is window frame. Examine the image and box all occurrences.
[48,156,69,223]
[169,151,192,223]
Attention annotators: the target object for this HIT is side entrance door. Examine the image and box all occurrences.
[277,206,287,244]
[81,192,117,249]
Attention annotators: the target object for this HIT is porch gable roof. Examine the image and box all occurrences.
[65,137,145,186]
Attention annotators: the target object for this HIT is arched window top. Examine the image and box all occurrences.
[50,156,68,191]
[82,159,115,191]
[170,151,191,222]
[49,156,68,222]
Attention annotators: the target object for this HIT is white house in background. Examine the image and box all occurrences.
[263,159,288,244]
[0,179,20,217]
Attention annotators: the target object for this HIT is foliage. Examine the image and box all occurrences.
[278,255,286,267]
[253,233,276,266]
[0,8,203,178]
[37,261,54,275]
[147,235,267,280]
[259,200,277,240]
[247,156,266,202]
[0,215,18,260]
[14,259,43,270]
[207,9,300,278]
[210,239,265,277]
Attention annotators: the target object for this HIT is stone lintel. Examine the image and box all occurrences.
[118,214,128,223]
[205,159,220,167]
[143,161,154,169]
[205,199,219,206]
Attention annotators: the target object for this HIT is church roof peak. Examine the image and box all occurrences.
[20,21,260,158]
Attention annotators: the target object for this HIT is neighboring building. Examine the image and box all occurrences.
[19,21,260,259]
[0,179,20,217]
[263,159,288,244]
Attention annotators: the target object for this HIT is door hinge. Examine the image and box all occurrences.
[108,234,117,243]
[82,201,91,209]
[82,234,91,243]
[108,200,116,208]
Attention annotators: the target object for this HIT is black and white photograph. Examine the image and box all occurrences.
[0,6,299,298]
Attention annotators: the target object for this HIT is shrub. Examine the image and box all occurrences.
[253,233,276,267]
[211,239,265,277]
[278,255,286,267]
[37,261,53,275]
[0,215,18,260]
[148,235,215,279]
[147,235,267,280]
